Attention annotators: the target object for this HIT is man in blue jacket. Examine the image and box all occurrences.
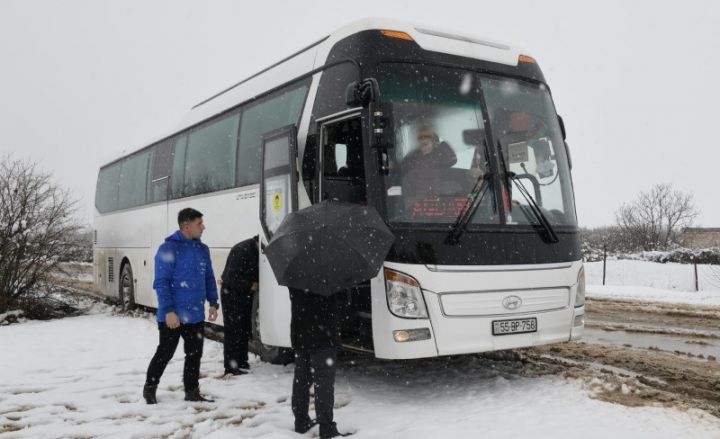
[143,208,219,404]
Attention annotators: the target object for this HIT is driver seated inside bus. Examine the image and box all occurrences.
[399,126,457,204]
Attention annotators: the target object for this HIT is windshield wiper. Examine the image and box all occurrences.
[445,170,494,245]
[496,140,559,244]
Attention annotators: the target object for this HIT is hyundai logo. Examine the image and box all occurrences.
[502,295,522,310]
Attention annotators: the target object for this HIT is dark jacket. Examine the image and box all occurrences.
[221,238,259,292]
[153,230,218,324]
[289,288,341,353]
[400,141,457,201]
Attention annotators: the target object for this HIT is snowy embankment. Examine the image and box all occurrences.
[585,260,720,307]
[1,313,719,438]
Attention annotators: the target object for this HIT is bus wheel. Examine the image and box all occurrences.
[250,293,294,365]
[119,263,136,311]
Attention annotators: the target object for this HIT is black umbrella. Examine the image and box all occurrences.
[264,200,395,296]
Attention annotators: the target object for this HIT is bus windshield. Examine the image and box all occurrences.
[377,63,577,227]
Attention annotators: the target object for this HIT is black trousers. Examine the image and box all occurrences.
[292,348,337,434]
[145,322,204,391]
[221,286,253,371]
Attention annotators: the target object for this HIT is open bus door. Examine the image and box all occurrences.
[257,125,298,356]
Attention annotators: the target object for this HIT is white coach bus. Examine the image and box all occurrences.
[94,18,584,362]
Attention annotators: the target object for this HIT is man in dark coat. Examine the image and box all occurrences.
[289,288,347,439]
[400,126,457,203]
[143,208,219,404]
[220,235,259,375]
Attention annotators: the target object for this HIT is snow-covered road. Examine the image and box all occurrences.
[1,313,718,438]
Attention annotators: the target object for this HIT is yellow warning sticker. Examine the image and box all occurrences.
[272,192,282,212]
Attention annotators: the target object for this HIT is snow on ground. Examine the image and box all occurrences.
[586,260,720,307]
[1,313,719,439]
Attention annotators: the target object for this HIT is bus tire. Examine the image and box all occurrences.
[250,293,294,365]
[119,262,136,311]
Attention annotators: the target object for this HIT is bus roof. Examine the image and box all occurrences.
[102,18,525,169]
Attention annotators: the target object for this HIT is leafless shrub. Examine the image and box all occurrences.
[0,155,84,314]
[615,183,699,251]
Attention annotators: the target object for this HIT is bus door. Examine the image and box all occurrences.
[318,113,367,204]
[258,125,299,347]
[317,112,374,347]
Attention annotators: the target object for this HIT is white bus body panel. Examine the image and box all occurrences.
[372,261,584,359]
[94,186,263,322]
[94,205,154,303]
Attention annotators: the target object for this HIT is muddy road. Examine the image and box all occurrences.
[518,298,720,417]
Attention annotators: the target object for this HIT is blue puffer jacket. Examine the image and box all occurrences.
[153,230,219,324]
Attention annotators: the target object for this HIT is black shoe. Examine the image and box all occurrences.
[143,384,157,405]
[224,369,248,376]
[294,418,317,434]
[184,388,214,402]
[237,362,250,370]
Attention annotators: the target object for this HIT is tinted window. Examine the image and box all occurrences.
[118,149,152,210]
[95,163,121,213]
[238,82,309,186]
[149,139,173,203]
[171,135,187,199]
[184,113,239,197]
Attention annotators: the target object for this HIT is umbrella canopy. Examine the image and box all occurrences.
[264,200,395,296]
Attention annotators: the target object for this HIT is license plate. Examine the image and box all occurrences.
[492,317,537,336]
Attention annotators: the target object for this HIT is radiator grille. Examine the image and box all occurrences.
[440,288,570,317]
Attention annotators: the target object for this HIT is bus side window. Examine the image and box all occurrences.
[237,81,310,187]
[321,117,366,203]
[171,135,188,199]
[149,139,173,203]
[96,163,121,213]
[184,113,240,197]
[118,149,152,210]
[323,143,346,176]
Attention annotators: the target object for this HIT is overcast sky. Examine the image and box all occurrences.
[1,0,718,227]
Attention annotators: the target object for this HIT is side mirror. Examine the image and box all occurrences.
[345,82,360,106]
[557,115,567,140]
[565,141,572,170]
[345,78,381,107]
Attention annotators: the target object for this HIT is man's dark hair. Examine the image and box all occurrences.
[178,208,203,228]
[253,234,259,242]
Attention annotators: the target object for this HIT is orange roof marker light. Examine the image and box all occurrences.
[518,54,537,64]
[380,30,414,42]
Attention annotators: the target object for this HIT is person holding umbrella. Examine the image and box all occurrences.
[289,287,344,438]
[264,200,394,438]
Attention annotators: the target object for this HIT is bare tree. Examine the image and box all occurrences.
[0,155,83,313]
[615,183,699,251]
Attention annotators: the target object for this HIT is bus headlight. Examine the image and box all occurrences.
[384,268,429,319]
[574,266,585,308]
